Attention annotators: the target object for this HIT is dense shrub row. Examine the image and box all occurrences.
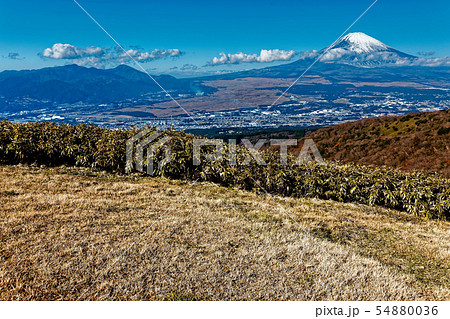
[0,121,135,171]
[0,120,448,219]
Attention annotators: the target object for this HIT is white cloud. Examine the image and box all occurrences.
[119,48,182,62]
[41,44,182,68]
[258,49,296,62]
[301,48,450,67]
[297,50,318,59]
[395,56,450,67]
[84,46,104,57]
[209,49,297,65]
[42,43,104,59]
[320,48,347,61]
[211,53,229,65]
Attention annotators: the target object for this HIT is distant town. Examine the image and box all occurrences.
[2,85,448,132]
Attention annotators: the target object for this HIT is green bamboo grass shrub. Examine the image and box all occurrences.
[0,120,448,219]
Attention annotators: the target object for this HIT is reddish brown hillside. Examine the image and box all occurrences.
[296,109,450,177]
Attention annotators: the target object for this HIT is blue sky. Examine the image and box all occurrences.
[1,0,449,76]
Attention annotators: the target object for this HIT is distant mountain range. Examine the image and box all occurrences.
[0,32,448,113]
[0,64,202,104]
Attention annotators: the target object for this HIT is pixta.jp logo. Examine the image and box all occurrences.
[126,128,172,175]
[126,129,324,175]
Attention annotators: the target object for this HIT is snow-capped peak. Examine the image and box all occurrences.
[315,32,416,66]
[333,32,389,53]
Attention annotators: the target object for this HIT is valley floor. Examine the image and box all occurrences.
[0,165,449,300]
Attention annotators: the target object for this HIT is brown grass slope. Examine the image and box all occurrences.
[1,165,449,300]
[298,109,450,177]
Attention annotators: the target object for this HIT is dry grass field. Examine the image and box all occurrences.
[0,165,449,300]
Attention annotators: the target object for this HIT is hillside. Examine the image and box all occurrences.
[0,64,201,106]
[1,165,449,300]
[298,109,450,177]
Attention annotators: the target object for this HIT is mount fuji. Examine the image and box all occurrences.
[317,32,417,66]
[207,32,449,81]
